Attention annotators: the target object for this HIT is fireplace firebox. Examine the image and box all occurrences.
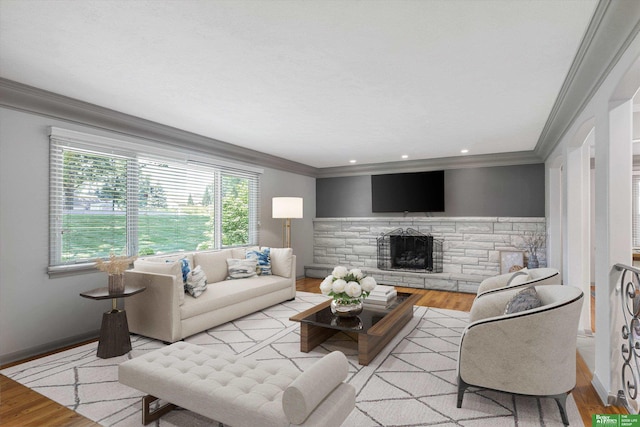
[377,228,443,273]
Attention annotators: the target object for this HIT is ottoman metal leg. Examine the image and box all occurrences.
[142,395,177,425]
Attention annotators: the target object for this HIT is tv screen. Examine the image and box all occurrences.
[371,171,445,212]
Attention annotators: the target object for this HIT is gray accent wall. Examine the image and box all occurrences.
[317,164,545,217]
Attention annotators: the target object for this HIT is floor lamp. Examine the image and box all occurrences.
[272,197,303,248]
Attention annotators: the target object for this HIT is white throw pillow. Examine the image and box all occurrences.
[268,247,293,278]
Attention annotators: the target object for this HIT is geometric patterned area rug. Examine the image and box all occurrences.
[2,292,583,426]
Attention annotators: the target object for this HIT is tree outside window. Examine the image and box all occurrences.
[51,140,258,267]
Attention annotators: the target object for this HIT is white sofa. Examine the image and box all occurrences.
[124,247,296,343]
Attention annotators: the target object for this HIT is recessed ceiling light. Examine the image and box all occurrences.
[460,149,469,154]
[401,155,409,159]
[349,159,357,164]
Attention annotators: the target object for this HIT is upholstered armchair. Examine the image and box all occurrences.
[476,267,560,296]
[457,285,583,425]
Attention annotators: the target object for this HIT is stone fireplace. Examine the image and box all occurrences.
[377,228,443,273]
[305,217,546,293]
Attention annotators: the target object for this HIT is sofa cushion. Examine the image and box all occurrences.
[180,276,292,320]
[194,249,234,284]
[227,258,258,279]
[138,253,194,271]
[231,246,259,259]
[504,286,543,314]
[246,248,271,276]
[133,259,185,306]
[269,247,293,278]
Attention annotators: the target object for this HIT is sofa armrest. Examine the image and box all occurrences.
[124,270,182,343]
[476,272,513,295]
[469,287,519,322]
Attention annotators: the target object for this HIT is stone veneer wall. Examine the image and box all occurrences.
[305,217,546,293]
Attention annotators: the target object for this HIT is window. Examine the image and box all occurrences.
[634,173,640,248]
[49,128,261,271]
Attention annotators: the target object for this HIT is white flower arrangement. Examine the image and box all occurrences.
[320,266,377,305]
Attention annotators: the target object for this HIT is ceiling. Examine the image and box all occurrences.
[0,0,602,168]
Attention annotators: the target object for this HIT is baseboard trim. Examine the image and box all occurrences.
[0,330,99,367]
[591,372,612,406]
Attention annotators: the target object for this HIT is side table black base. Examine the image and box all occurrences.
[97,309,132,359]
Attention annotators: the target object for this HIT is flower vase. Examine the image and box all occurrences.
[330,299,363,317]
[527,254,539,269]
[108,273,125,294]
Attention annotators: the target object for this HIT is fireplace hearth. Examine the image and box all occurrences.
[377,228,443,273]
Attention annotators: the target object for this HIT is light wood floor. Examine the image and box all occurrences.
[0,278,624,426]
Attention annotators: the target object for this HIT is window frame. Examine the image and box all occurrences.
[48,127,262,275]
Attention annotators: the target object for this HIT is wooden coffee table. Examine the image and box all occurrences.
[290,292,421,365]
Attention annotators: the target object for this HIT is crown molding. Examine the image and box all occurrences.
[0,78,318,177]
[315,151,542,178]
[1,77,548,179]
[536,0,640,160]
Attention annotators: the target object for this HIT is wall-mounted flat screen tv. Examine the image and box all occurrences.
[371,170,445,212]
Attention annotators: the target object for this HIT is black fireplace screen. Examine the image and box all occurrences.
[377,228,443,273]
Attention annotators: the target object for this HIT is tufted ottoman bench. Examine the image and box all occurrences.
[118,341,355,426]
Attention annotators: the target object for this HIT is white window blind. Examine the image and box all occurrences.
[634,174,640,248]
[49,128,261,270]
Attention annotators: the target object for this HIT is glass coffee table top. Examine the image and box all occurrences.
[290,291,421,365]
[295,293,414,334]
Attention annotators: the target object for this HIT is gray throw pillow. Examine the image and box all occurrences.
[185,265,208,298]
[504,286,543,315]
[227,258,258,279]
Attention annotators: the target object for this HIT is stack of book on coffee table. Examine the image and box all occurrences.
[364,285,397,308]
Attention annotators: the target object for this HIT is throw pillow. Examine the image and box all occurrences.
[166,258,190,283]
[185,265,208,297]
[269,247,293,278]
[506,270,529,287]
[504,286,543,315]
[246,248,271,275]
[227,258,258,279]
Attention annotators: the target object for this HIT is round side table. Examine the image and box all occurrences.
[80,285,146,359]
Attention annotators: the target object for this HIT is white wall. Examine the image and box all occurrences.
[591,167,596,282]
[0,106,315,363]
[545,33,640,404]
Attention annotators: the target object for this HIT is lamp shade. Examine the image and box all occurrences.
[272,197,303,219]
